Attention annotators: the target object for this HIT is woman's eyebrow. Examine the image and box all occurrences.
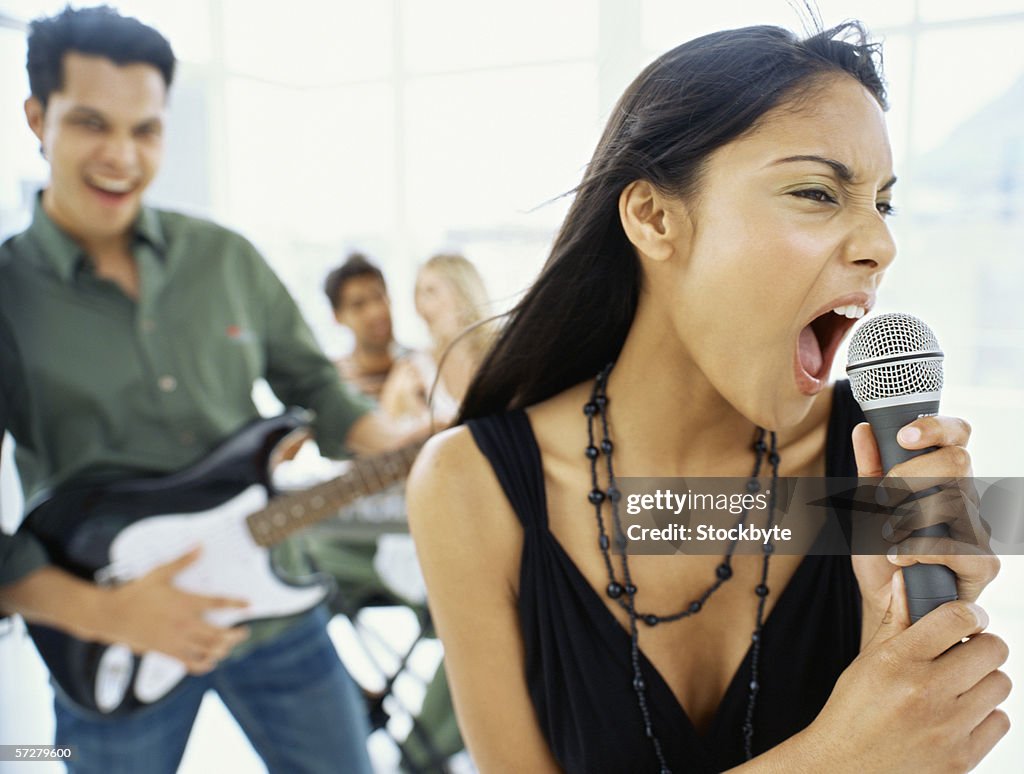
[770,154,897,191]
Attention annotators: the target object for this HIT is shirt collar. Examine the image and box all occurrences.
[25,192,167,283]
[25,194,82,283]
[134,205,166,253]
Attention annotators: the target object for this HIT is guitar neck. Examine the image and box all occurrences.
[246,442,423,547]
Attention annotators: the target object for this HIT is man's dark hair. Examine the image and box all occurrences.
[324,253,387,310]
[27,5,176,108]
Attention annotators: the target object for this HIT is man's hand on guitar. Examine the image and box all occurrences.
[97,548,250,674]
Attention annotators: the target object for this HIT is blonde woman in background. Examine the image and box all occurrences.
[381,253,495,424]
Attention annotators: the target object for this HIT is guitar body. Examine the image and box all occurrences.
[24,411,332,716]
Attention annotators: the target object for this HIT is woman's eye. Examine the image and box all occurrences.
[876,201,896,217]
[792,189,837,205]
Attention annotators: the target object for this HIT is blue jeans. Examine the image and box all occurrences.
[54,607,373,774]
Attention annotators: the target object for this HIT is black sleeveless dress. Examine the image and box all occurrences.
[466,380,866,773]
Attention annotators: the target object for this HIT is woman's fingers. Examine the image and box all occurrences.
[852,422,883,478]
[896,415,972,451]
[936,631,1009,696]
[956,669,1013,727]
[965,709,1012,771]
[880,484,971,541]
[885,445,973,485]
[887,539,999,601]
[885,600,989,662]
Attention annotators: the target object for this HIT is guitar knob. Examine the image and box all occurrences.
[94,644,134,713]
[134,651,187,703]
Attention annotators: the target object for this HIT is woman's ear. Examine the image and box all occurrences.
[618,180,691,263]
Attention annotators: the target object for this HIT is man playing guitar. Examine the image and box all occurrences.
[0,7,426,773]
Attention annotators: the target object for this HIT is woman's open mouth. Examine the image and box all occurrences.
[794,302,868,395]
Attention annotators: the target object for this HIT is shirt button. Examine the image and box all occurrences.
[158,375,177,392]
[141,319,156,333]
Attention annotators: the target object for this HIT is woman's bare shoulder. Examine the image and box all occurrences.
[405,427,563,773]
[409,424,495,508]
[409,377,592,525]
[407,424,523,584]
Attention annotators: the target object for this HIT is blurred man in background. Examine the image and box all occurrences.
[311,252,464,772]
[325,252,414,401]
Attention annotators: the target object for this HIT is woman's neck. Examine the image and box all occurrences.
[596,294,832,477]
[605,336,760,475]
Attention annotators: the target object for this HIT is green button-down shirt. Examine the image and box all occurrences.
[0,312,47,586]
[0,197,372,647]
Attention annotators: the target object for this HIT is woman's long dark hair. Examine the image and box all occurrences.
[459,22,886,422]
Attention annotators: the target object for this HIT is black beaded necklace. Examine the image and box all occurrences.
[584,362,780,771]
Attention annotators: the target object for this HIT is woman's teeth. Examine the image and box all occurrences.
[832,305,866,319]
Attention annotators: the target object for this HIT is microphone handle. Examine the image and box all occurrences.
[863,401,958,622]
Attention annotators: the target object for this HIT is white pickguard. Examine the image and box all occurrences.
[97,485,328,708]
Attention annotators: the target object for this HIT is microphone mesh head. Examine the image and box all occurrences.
[846,312,944,403]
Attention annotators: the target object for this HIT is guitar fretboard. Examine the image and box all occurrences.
[246,442,423,547]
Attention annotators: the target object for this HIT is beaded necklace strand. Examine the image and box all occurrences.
[584,363,780,770]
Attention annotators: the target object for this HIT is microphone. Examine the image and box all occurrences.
[846,312,958,622]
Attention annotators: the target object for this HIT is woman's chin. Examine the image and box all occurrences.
[743,381,819,433]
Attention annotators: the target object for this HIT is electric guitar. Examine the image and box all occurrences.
[22,410,422,716]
